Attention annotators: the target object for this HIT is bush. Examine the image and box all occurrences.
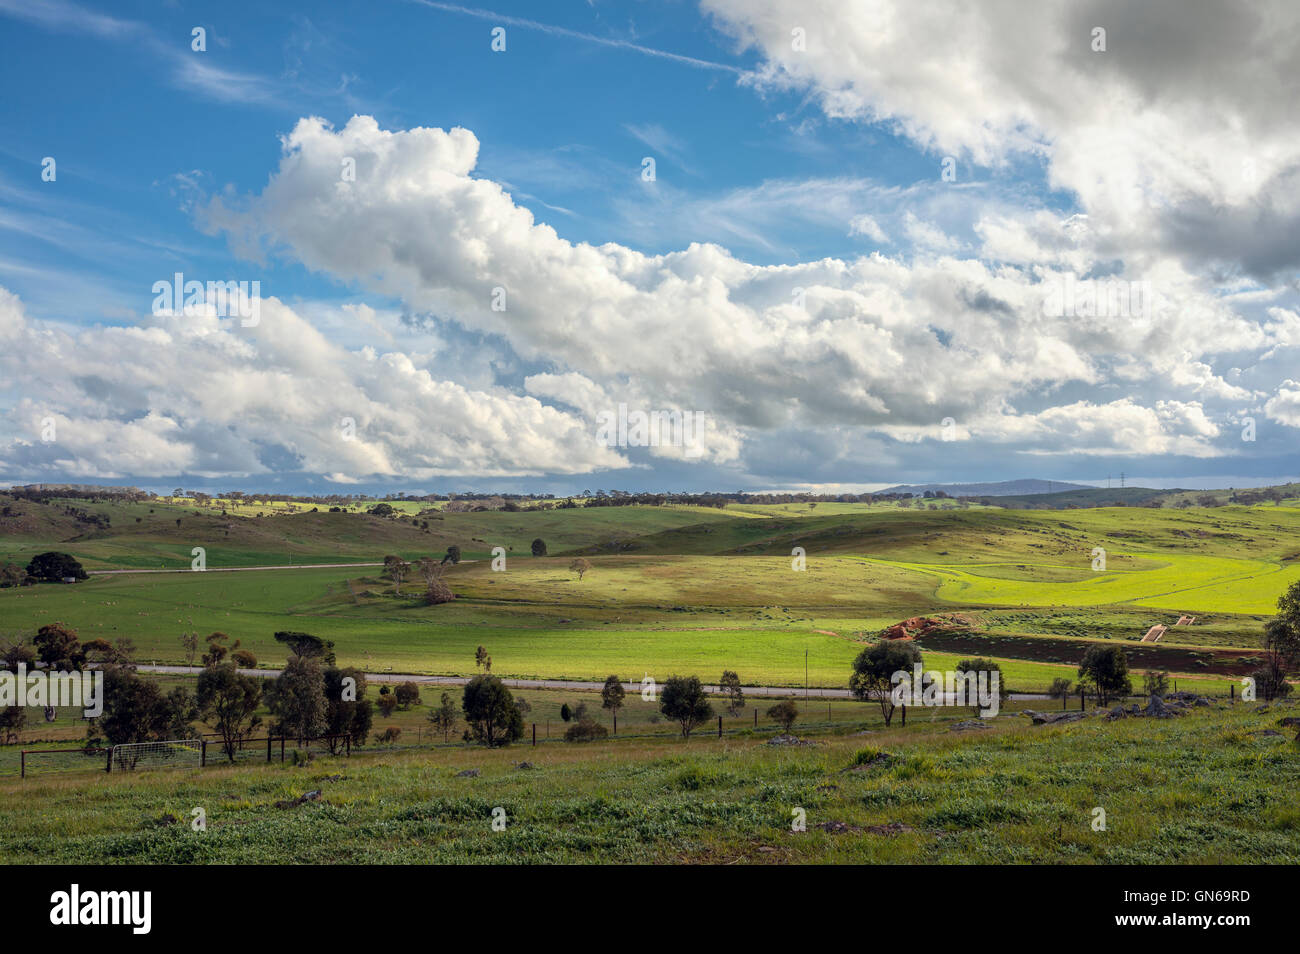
[564,718,608,742]
[394,683,421,709]
[560,703,572,722]
[766,698,798,732]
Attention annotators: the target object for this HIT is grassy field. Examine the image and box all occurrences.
[2,697,1294,863]
[1,491,1296,864]
[1,495,1294,692]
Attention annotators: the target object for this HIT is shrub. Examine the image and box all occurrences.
[394,682,421,709]
[564,718,608,742]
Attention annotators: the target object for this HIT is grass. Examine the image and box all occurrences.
[1,698,1294,863]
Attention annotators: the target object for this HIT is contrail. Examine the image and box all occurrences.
[405,0,748,75]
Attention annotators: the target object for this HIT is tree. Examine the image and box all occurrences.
[323,666,372,753]
[34,623,85,670]
[766,697,798,733]
[462,674,523,746]
[179,632,199,669]
[201,631,250,667]
[24,551,87,583]
[1077,645,1132,707]
[1142,670,1170,699]
[1047,677,1073,699]
[196,663,262,762]
[601,674,625,734]
[569,558,592,580]
[265,655,327,744]
[91,667,197,749]
[0,562,27,587]
[272,630,336,664]
[0,706,25,745]
[719,670,745,716]
[954,657,1009,712]
[660,675,714,738]
[475,645,491,673]
[421,560,456,605]
[428,691,458,742]
[850,640,922,726]
[1255,583,1300,700]
[383,555,409,594]
[531,538,547,557]
[442,545,461,565]
[394,682,421,709]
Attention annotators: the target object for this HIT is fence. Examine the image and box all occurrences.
[12,683,1251,779]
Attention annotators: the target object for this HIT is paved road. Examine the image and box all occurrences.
[89,562,384,576]
[137,665,1048,701]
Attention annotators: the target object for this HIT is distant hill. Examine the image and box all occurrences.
[881,479,1092,497]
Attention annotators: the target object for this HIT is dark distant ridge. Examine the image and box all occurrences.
[880,479,1092,497]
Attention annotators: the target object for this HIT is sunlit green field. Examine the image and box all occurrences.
[2,699,1293,864]
[1,496,1295,694]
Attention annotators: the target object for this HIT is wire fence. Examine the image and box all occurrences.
[7,683,1249,780]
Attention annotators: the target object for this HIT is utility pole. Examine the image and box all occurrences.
[805,650,809,700]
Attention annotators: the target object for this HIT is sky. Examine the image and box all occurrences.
[0,0,1298,496]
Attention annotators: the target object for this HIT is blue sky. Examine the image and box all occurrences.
[1,0,1298,495]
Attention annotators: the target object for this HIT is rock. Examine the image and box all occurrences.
[1023,709,1090,725]
[767,734,817,746]
[1278,717,1300,727]
[816,820,862,834]
[514,762,534,770]
[950,719,990,731]
[865,821,914,836]
[320,773,344,783]
[152,813,178,827]
[1107,705,1128,720]
[274,790,322,809]
[454,769,480,778]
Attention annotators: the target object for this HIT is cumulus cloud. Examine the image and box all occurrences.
[702,0,1300,279]
[196,114,1297,478]
[0,287,626,481]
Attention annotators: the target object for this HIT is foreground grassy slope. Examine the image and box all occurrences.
[2,701,1294,863]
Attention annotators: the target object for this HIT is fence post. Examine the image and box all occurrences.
[20,750,25,779]
[1062,691,1066,711]
[717,715,722,738]
[901,703,906,726]
[200,740,206,768]
[1079,687,1085,711]
[346,735,351,757]
[753,708,757,727]
[266,736,271,763]
[281,738,285,762]
[532,723,536,747]
[1230,683,1235,703]
[828,702,832,723]
[105,748,112,773]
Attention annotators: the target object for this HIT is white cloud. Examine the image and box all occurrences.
[196,115,1296,470]
[0,287,626,481]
